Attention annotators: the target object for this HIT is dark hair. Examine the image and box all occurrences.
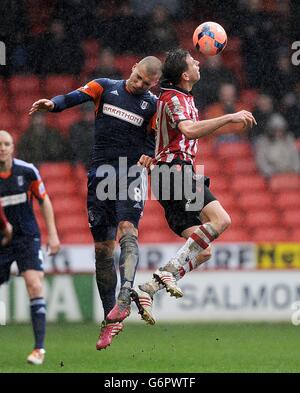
[162,48,190,85]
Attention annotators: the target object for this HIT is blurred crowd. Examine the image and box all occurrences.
[0,0,300,178]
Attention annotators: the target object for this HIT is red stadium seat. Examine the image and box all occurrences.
[290,228,300,242]
[196,142,216,161]
[240,89,259,111]
[140,212,167,230]
[61,231,93,244]
[226,210,245,228]
[14,94,40,113]
[53,109,82,135]
[209,176,229,194]
[252,227,288,242]
[0,78,6,91]
[238,192,273,210]
[269,173,300,192]
[0,112,17,130]
[114,55,141,78]
[232,175,267,193]
[52,197,85,215]
[39,162,73,180]
[19,114,31,133]
[9,75,41,95]
[0,95,9,111]
[223,36,242,53]
[222,54,246,86]
[216,227,250,242]
[275,192,300,210]
[177,20,198,40]
[81,39,100,59]
[8,129,22,144]
[83,57,99,75]
[73,164,88,196]
[179,36,196,52]
[246,210,279,228]
[217,142,253,160]
[223,157,258,175]
[143,199,164,215]
[139,228,182,243]
[45,180,77,198]
[282,209,300,227]
[74,163,88,180]
[56,214,88,232]
[44,75,77,97]
[200,159,221,177]
[216,193,235,210]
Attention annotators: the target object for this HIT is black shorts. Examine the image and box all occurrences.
[87,164,148,242]
[152,161,217,236]
[0,236,43,285]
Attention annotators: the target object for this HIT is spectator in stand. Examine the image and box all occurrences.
[146,5,178,52]
[192,56,238,110]
[281,84,300,139]
[130,0,180,18]
[9,31,31,74]
[204,83,247,141]
[17,113,70,166]
[88,48,122,81]
[265,50,298,101]
[95,1,144,54]
[250,93,274,142]
[32,19,84,75]
[69,104,94,169]
[238,0,277,89]
[255,113,300,178]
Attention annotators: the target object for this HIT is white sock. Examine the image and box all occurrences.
[141,224,218,295]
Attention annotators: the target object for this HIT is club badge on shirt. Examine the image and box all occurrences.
[17,176,24,187]
[140,100,149,110]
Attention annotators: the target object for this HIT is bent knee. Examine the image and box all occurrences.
[27,281,43,297]
[118,221,137,237]
[220,213,231,232]
[213,212,231,235]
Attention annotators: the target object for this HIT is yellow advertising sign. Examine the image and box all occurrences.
[257,243,300,269]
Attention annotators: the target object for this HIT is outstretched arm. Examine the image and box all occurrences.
[178,110,257,140]
[29,90,92,115]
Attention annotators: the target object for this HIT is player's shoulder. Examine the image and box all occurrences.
[92,78,122,90]
[160,90,186,109]
[13,159,40,178]
[161,86,189,100]
[143,90,158,104]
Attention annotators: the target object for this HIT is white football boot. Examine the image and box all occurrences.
[27,348,46,365]
[130,287,156,325]
[153,269,183,298]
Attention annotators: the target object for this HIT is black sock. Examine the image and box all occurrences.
[95,256,117,319]
[30,297,46,349]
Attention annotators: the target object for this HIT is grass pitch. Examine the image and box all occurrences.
[0,322,299,373]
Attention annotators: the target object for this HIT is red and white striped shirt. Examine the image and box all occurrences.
[154,85,199,165]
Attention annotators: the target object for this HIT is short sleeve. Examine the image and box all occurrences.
[28,165,47,201]
[77,80,104,102]
[166,95,192,126]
